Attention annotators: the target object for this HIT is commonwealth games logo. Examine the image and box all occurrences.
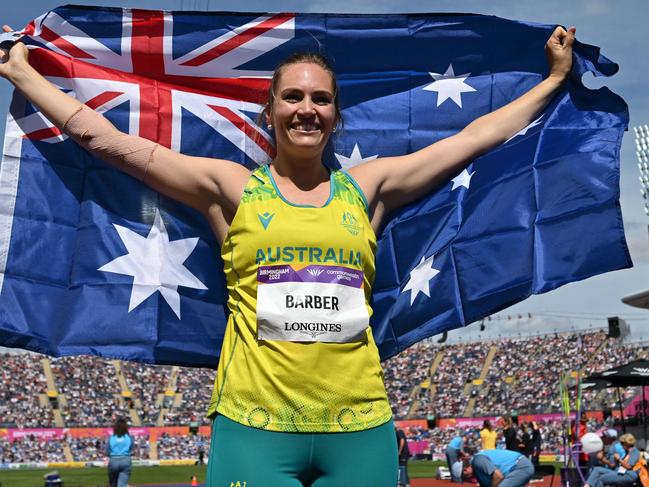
[306,268,324,277]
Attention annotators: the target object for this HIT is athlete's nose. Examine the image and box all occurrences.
[297,96,316,115]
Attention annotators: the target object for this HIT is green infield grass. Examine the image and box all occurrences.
[0,460,563,486]
[0,464,206,487]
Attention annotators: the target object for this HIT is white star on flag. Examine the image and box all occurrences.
[423,64,477,108]
[505,115,544,143]
[98,209,207,318]
[451,168,475,191]
[402,255,441,305]
[334,143,379,170]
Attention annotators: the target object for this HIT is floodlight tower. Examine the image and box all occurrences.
[621,126,649,311]
[636,125,649,221]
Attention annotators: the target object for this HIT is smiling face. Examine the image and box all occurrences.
[268,62,337,160]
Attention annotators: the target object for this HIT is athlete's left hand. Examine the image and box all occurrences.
[545,25,576,81]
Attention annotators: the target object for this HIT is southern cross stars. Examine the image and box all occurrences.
[451,168,475,190]
[402,255,441,305]
[423,64,476,108]
[334,143,379,170]
[505,115,544,143]
[98,209,207,318]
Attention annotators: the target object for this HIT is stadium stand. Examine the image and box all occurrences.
[50,356,130,427]
[157,432,210,460]
[382,342,437,418]
[121,361,172,426]
[0,353,54,428]
[162,367,215,426]
[1,328,648,462]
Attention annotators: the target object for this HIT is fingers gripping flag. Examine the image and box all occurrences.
[0,8,631,367]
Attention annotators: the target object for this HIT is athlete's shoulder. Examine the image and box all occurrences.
[239,165,277,204]
[331,168,369,212]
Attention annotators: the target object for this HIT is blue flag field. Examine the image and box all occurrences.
[0,7,631,367]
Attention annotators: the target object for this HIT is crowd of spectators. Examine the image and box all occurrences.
[0,418,609,464]
[66,434,150,461]
[403,416,607,457]
[383,342,437,418]
[51,356,129,426]
[409,331,649,420]
[582,338,646,410]
[2,328,649,462]
[0,353,53,428]
[5,330,647,429]
[420,342,489,418]
[122,362,171,425]
[0,435,66,463]
[471,332,605,416]
[163,368,216,426]
[157,432,209,460]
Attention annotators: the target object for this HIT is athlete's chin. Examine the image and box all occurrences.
[285,135,329,152]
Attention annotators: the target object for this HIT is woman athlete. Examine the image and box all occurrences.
[0,22,575,486]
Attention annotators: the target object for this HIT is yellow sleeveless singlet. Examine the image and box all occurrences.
[207,165,392,433]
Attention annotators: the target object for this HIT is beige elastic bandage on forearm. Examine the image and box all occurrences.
[62,105,158,182]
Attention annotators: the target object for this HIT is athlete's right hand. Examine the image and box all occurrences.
[0,25,29,80]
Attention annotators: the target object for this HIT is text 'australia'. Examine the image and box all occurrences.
[256,246,362,266]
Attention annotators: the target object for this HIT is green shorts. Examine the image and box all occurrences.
[206,415,398,487]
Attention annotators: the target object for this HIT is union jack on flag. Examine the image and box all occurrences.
[0,6,630,367]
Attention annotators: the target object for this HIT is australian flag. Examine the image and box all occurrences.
[0,7,631,367]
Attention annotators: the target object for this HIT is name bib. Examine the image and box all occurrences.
[256,264,369,342]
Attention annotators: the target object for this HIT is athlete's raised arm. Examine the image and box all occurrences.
[350,26,576,231]
[0,27,250,240]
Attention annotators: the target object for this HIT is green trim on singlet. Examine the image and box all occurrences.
[264,164,335,208]
[339,170,370,213]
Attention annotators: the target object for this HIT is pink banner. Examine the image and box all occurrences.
[3,426,205,442]
[624,387,649,416]
[407,440,429,455]
[8,428,65,442]
[68,427,151,438]
[395,419,428,429]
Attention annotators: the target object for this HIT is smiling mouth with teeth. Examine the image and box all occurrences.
[291,122,321,132]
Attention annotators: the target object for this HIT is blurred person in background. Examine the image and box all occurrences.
[584,433,641,487]
[106,418,133,487]
[531,421,542,465]
[455,448,534,487]
[519,423,533,458]
[446,430,466,482]
[502,416,520,452]
[480,420,497,451]
[395,424,410,487]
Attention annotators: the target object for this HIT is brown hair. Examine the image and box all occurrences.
[113,417,129,437]
[260,52,343,131]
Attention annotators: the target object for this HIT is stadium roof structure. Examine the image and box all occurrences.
[586,359,649,444]
[573,377,613,391]
[587,359,649,386]
[622,289,649,310]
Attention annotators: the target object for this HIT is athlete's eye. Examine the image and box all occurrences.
[313,95,332,105]
[282,91,302,103]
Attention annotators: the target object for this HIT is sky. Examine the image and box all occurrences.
[1,0,648,341]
